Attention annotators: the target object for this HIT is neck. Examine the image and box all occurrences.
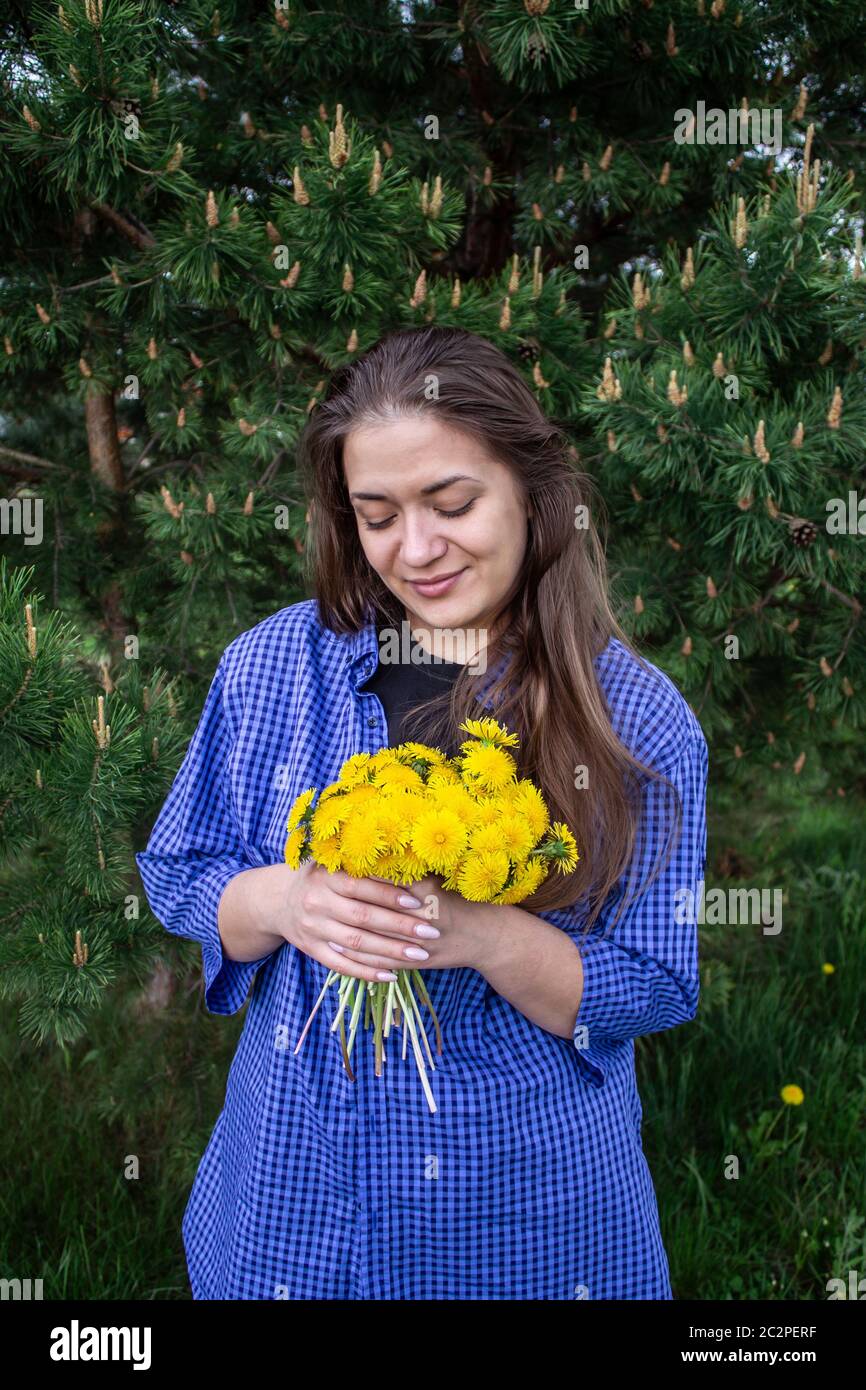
[404,611,506,668]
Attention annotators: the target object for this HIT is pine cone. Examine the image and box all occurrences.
[789,518,817,547]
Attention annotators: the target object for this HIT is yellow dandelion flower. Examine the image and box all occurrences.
[368,748,398,772]
[470,796,502,826]
[340,809,386,874]
[372,794,415,848]
[498,812,537,861]
[468,822,506,855]
[340,784,379,811]
[376,849,428,884]
[457,849,510,900]
[398,741,446,766]
[284,825,306,868]
[780,1084,804,1105]
[512,780,550,838]
[372,762,424,790]
[287,787,316,832]
[339,751,373,785]
[317,780,343,802]
[426,764,461,787]
[410,807,468,873]
[311,794,352,838]
[440,858,466,892]
[310,834,343,873]
[549,821,579,873]
[821,962,835,974]
[459,717,520,747]
[495,857,547,903]
[460,742,517,791]
[428,784,482,827]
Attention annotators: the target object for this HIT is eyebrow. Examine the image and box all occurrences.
[348,473,481,501]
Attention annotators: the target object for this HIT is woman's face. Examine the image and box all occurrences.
[343,414,529,642]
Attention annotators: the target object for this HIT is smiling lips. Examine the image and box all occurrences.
[405,568,466,597]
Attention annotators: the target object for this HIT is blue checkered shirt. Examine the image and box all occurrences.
[135,599,708,1299]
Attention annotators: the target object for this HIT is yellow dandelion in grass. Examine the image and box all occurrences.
[498,812,537,861]
[310,834,342,873]
[284,825,306,868]
[780,1084,805,1105]
[493,857,547,904]
[460,742,518,792]
[458,849,510,900]
[459,717,520,748]
[287,787,316,832]
[512,780,550,838]
[372,762,424,790]
[821,962,835,974]
[339,751,373,785]
[340,809,386,874]
[549,821,579,874]
[410,807,468,873]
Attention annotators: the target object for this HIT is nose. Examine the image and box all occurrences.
[399,509,448,571]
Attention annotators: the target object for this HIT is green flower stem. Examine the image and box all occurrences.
[383,979,397,1037]
[409,968,443,1056]
[293,968,340,1055]
[330,972,356,1035]
[393,977,437,1115]
[345,977,366,1059]
[402,976,436,1072]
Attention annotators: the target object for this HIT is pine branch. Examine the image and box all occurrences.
[0,444,70,474]
[89,202,156,251]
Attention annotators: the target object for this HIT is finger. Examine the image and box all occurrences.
[326,940,420,971]
[329,871,425,913]
[323,890,440,943]
[319,944,400,984]
[325,919,434,965]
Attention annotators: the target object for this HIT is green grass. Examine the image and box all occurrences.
[1,778,863,1299]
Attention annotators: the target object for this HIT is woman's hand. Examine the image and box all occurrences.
[281,863,492,983]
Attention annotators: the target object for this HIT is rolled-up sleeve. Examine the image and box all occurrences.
[135,654,276,1015]
[542,729,708,1086]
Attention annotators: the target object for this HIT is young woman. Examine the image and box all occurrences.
[136,325,708,1301]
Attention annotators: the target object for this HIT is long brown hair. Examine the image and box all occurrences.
[297,325,683,933]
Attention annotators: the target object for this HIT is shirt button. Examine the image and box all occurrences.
[367,716,377,728]
[356,1200,364,1212]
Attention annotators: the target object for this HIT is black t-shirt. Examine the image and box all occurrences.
[360,651,465,754]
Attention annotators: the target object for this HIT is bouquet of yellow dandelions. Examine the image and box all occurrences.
[284,717,578,1114]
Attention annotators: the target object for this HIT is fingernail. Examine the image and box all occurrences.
[404,946,429,960]
[414,925,440,939]
[327,941,345,954]
[398,893,422,907]
[377,971,398,981]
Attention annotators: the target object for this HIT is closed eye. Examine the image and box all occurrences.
[362,499,476,530]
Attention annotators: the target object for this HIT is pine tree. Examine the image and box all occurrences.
[1,1,864,1040]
